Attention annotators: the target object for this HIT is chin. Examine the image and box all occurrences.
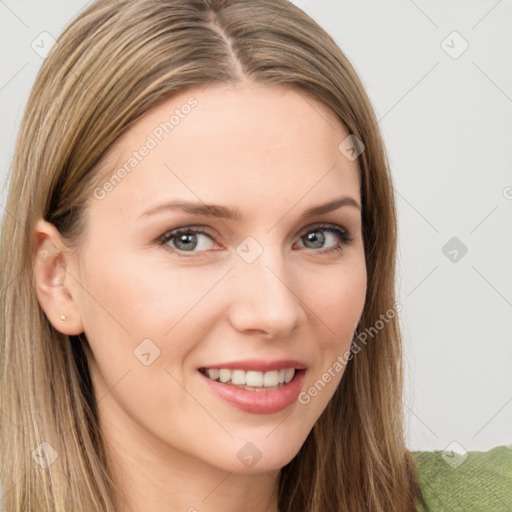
[203,434,307,475]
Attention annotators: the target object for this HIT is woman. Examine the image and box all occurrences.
[0,1,509,511]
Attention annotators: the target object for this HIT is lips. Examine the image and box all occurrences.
[197,359,307,414]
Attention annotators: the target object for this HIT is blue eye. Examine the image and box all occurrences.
[158,223,352,257]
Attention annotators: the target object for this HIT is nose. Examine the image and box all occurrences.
[226,246,306,339]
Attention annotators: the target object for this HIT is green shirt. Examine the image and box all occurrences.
[413,445,512,511]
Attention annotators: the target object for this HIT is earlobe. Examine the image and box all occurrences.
[32,219,84,336]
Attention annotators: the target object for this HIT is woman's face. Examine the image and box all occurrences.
[63,83,366,473]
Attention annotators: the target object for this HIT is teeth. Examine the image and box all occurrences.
[284,368,295,383]
[263,370,279,387]
[204,368,296,388]
[246,371,263,387]
[219,369,231,383]
[231,370,246,385]
[208,368,220,380]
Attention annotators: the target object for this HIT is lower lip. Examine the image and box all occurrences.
[199,370,306,414]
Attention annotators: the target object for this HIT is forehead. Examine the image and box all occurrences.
[88,83,360,219]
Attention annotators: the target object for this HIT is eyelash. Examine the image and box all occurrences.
[158,223,353,258]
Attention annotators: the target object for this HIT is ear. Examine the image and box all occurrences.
[32,219,84,336]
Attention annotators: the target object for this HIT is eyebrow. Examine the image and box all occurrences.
[138,196,360,221]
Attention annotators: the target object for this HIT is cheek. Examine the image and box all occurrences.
[310,259,367,343]
[77,252,207,417]
[82,250,214,337]
[77,249,223,405]
[296,262,366,413]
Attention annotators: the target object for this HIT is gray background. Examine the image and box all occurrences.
[1,0,511,453]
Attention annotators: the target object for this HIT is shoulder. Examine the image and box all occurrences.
[412,445,512,511]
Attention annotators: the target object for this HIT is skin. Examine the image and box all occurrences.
[33,82,367,512]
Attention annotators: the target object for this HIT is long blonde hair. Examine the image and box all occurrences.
[0,0,423,510]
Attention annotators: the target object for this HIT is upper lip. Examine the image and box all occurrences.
[198,359,307,372]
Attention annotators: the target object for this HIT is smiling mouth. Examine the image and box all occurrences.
[198,367,297,392]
